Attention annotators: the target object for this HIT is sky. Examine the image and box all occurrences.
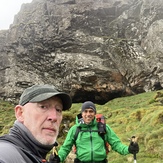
[0,0,32,30]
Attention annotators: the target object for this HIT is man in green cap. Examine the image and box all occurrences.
[0,84,72,163]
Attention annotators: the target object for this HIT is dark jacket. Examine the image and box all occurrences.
[58,115,129,162]
[0,120,54,163]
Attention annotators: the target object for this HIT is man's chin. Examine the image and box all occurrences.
[37,136,57,145]
[85,120,92,124]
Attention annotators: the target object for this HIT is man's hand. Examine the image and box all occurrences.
[49,154,60,163]
[128,136,139,154]
[49,143,60,163]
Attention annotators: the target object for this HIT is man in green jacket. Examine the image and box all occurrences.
[58,101,139,163]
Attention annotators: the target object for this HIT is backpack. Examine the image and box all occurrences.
[73,113,110,154]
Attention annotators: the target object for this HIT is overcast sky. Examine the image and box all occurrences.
[0,0,32,30]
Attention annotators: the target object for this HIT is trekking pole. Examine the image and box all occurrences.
[133,152,137,163]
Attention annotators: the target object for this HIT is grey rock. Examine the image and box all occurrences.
[0,0,163,105]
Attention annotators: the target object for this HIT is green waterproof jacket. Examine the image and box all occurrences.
[58,116,129,162]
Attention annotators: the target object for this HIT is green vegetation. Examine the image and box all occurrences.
[0,100,15,135]
[0,90,163,162]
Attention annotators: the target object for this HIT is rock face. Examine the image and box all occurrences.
[0,0,163,104]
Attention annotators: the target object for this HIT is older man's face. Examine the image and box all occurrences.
[15,96,63,145]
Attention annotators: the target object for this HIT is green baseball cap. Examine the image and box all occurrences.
[19,84,72,110]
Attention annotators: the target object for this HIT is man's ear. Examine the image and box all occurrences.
[15,105,24,122]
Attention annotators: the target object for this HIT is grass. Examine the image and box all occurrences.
[0,100,15,134]
[0,90,163,162]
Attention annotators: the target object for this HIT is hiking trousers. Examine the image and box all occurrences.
[74,158,107,163]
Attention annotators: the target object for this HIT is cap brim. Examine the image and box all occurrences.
[29,92,72,110]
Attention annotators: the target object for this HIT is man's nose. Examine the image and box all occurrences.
[47,108,58,122]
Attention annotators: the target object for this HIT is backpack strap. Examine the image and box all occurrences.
[100,133,110,154]
[74,126,81,142]
[98,122,110,154]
